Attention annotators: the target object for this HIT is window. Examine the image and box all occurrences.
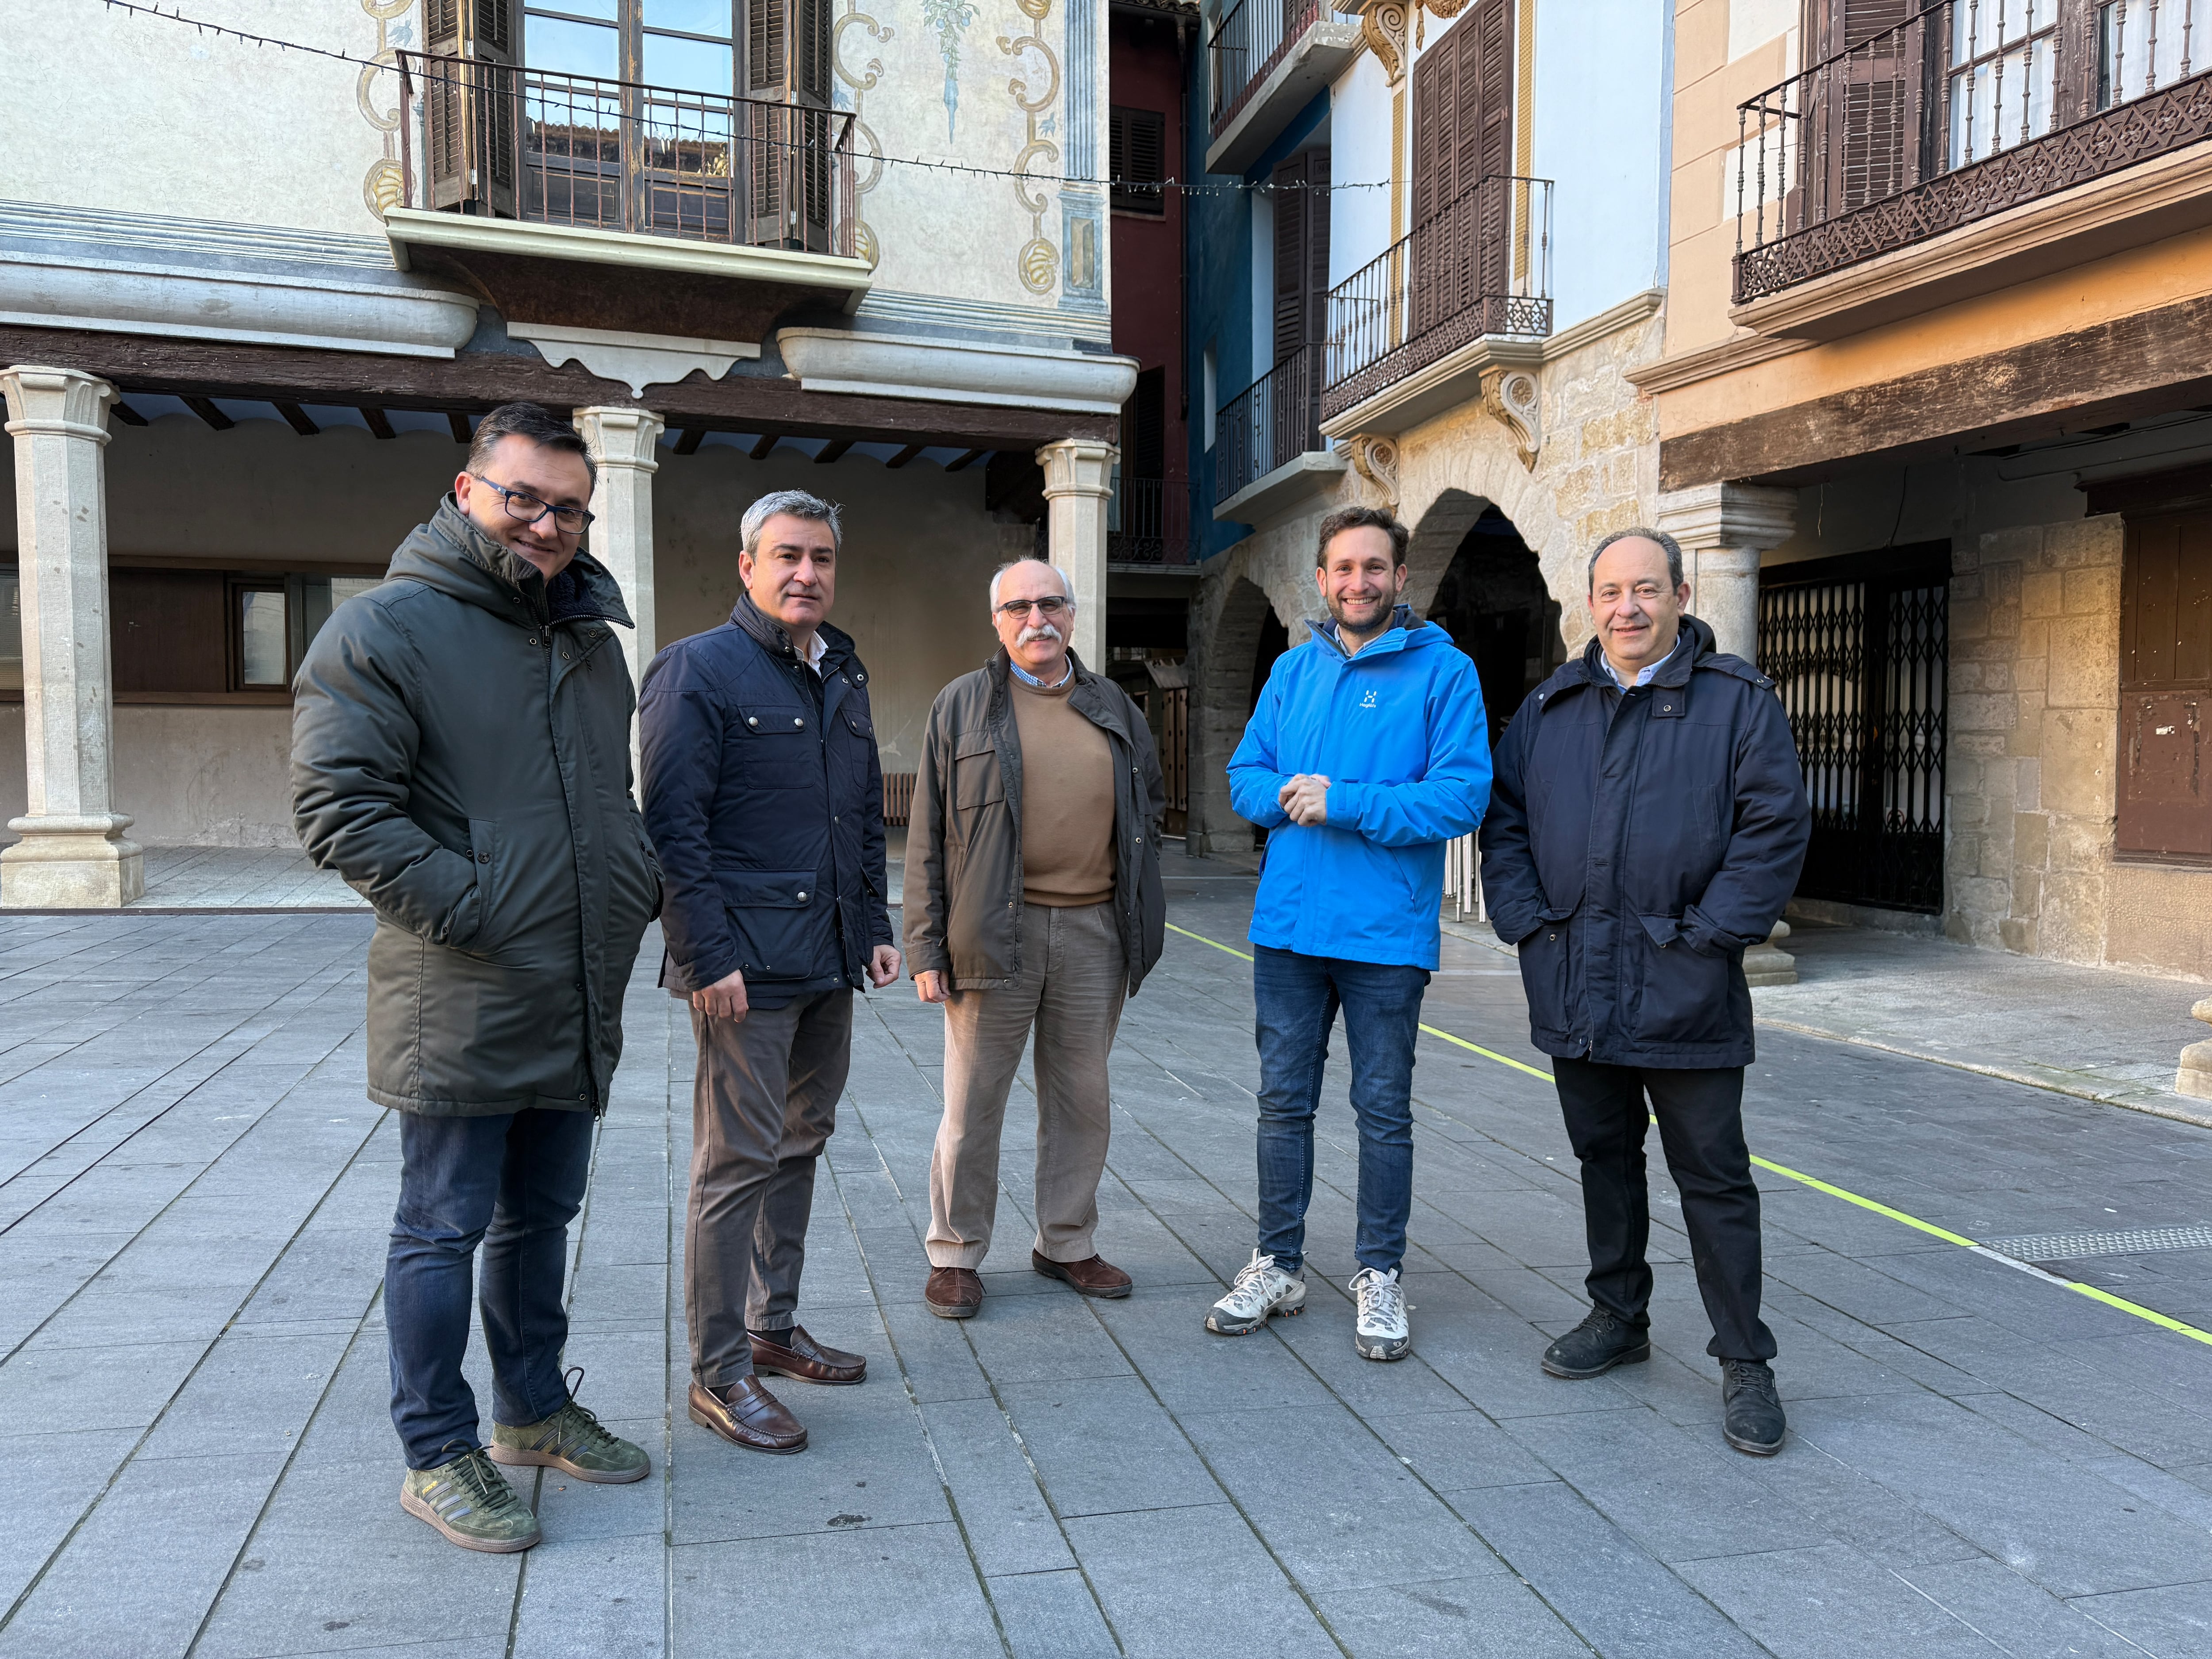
[1202,344,1217,450]
[234,584,289,690]
[1111,107,1169,215]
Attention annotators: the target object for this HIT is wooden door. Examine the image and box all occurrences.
[2118,511,2212,860]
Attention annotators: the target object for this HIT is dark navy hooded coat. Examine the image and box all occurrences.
[1478,615,1810,1069]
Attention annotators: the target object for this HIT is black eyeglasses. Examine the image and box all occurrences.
[996,596,1071,618]
[472,475,595,534]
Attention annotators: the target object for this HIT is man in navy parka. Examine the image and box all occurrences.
[1204,506,1491,1363]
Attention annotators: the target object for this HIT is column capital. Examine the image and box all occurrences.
[1655,481,1796,552]
[572,405,665,472]
[1036,438,1118,498]
[0,365,116,445]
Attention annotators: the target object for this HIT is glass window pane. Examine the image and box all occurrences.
[526,15,620,77]
[0,571,19,692]
[240,589,287,687]
[645,0,733,37]
[643,32,733,93]
[529,0,617,15]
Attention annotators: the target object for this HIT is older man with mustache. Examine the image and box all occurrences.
[906,556,1167,1319]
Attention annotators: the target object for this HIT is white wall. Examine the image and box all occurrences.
[1530,0,1670,328]
[1327,52,1398,288]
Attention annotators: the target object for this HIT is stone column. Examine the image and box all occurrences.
[0,366,141,908]
[1037,438,1118,672]
[572,405,665,694]
[1656,481,1801,983]
[1655,482,1797,664]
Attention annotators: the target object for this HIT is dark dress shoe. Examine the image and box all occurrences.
[926,1265,984,1319]
[750,1324,867,1385]
[688,1377,807,1454]
[1720,1359,1786,1456]
[1033,1251,1133,1298]
[1540,1307,1651,1379]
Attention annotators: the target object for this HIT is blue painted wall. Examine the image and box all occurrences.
[1184,77,1329,561]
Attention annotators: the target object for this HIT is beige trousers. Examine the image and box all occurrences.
[926,902,1126,1268]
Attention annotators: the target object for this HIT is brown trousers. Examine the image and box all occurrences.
[684,989,851,1389]
[926,902,1126,1268]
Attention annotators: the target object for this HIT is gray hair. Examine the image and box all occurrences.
[1587,526,1684,592]
[988,557,1076,609]
[741,488,843,556]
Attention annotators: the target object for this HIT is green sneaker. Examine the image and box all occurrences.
[490,1393,650,1485]
[400,1448,541,1553]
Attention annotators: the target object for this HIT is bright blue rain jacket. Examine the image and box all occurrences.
[1228,607,1491,970]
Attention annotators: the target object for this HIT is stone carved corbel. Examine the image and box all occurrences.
[1345,434,1400,510]
[1356,0,1408,83]
[1479,365,1542,471]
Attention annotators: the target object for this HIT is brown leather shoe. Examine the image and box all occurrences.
[926,1265,984,1319]
[750,1324,867,1385]
[687,1377,807,1454]
[1033,1251,1133,1299]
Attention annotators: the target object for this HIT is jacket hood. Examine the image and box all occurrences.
[730,589,856,665]
[1305,603,1439,659]
[389,498,634,629]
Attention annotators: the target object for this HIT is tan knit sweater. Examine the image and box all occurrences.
[1008,671,1116,907]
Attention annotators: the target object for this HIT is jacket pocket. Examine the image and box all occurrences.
[1516,901,1577,1038]
[1630,914,1735,1048]
[452,817,503,953]
[716,868,824,981]
[734,703,816,787]
[952,737,1003,810]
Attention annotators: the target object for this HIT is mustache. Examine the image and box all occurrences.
[1017,623,1063,644]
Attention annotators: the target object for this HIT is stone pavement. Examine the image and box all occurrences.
[4,860,2212,1657]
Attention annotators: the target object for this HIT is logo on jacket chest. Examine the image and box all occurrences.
[1359,689,1379,710]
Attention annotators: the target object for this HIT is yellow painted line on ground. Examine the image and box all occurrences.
[1161,917,2212,1349]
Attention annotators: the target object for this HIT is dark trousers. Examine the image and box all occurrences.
[385,1107,597,1470]
[1252,946,1430,1276]
[1553,1057,1776,1362]
[685,989,852,1389]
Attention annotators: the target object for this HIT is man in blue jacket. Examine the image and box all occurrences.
[641,489,901,1457]
[1206,507,1490,1361]
[1479,527,1809,1456]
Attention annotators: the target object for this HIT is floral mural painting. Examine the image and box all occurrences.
[921,0,979,141]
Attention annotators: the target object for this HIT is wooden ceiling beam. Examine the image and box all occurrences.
[884,443,925,469]
[361,407,397,440]
[182,396,233,430]
[109,401,148,427]
[674,427,706,455]
[944,447,987,472]
[813,438,852,465]
[747,433,779,461]
[446,411,473,445]
[275,401,320,437]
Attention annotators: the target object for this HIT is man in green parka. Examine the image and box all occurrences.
[292,402,662,1552]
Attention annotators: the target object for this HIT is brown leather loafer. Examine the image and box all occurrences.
[687,1377,807,1454]
[750,1324,867,1385]
[926,1265,984,1319]
[1033,1251,1133,1299]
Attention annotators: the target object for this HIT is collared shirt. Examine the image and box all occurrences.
[798,630,828,677]
[1599,635,1681,689]
[1007,655,1073,690]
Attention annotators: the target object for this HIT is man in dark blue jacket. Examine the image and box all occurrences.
[1480,527,1809,1456]
[640,489,900,1456]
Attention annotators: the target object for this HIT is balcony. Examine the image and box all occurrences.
[1319,175,1552,433]
[1213,345,1346,521]
[1110,476,1200,566]
[384,52,872,363]
[1206,0,1361,176]
[1732,0,2212,340]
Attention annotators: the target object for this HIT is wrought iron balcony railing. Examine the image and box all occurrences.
[1210,0,1331,136]
[1734,0,2212,304]
[396,51,857,256]
[1109,476,1199,565]
[1215,346,1321,508]
[1321,175,1552,423]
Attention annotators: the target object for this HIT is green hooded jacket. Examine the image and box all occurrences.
[291,499,662,1115]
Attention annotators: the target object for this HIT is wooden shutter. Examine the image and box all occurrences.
[749,0,788,93]
[1110,107,1167,214]
[1125,368,1167,479]
[1801,0,1922,212]
[1272,152,1310,370]
[1413,2,1510,323]
[425,0,517,214]
[800,0,830,103]
[1410,34,1457,230]
[2118,511,2212,860]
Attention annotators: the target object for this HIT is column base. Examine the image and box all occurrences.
[2,815,144,907]
[1743,920,1797,987]
[2177,1041,2212,1102]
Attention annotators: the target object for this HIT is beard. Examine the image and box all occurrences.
[1328,588,1394,633]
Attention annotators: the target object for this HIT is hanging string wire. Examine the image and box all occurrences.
[93,0,1388,196]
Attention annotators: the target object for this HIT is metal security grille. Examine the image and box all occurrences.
[1983,1225,2212,1263]
[1759,543,1949,913]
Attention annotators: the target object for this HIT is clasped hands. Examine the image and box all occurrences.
[692,943,902,1022]
[1279,773,1331,827]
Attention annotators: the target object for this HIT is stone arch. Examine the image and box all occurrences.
[1187,572,1276,853]
[1404,487,1492,617]
[1423,502,1565,740]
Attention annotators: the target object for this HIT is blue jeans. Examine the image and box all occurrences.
[1252,946,1430,1276]
[386,1108,596,1470]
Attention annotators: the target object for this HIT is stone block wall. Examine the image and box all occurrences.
[1947,515,2212,978]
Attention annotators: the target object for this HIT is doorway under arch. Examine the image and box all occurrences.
[1425,505,1564,742]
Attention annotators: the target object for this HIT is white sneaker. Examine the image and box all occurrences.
[1349,1266,1411,1361]
[1205,1251,1307,1335]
